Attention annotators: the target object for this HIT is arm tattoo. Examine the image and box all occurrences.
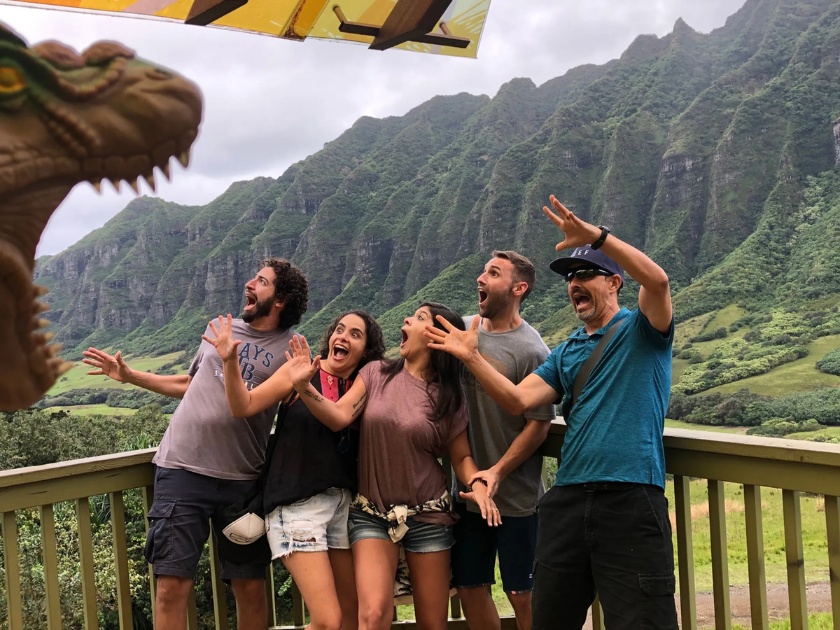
[303,389,324,403]
[350,392,368,418]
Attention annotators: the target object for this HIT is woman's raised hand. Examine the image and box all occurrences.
[285,335,321,390]
[202,315,241,363]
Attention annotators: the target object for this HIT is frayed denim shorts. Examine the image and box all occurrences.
[348,509,454,553]
[265,487,351,559]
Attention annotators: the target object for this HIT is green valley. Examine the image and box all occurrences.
[29,0,840,439]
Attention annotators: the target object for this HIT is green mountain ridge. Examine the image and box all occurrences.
[34,0,840,403]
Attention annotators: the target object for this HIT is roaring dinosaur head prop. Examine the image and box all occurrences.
[0,23,203,410]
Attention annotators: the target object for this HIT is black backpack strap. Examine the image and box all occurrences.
[569,317,626,412]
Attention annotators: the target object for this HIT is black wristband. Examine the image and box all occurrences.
[591,226,611,250]
[468,479,488,492]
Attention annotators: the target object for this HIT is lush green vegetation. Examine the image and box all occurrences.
[0,407,296,629]
[668,387,840,440]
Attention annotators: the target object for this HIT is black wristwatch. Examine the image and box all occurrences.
[591,225,611,250]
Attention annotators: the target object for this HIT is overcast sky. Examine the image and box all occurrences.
[1,0,745,257]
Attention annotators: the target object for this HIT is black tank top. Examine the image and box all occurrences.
[261,369,359,513]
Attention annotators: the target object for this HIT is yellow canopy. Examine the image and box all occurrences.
[6,0,492,57]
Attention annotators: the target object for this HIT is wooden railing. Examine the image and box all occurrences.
[2,422,840,629]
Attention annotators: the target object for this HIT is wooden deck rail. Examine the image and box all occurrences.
[2,422,840,628]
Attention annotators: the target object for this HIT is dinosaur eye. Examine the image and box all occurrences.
[0,66,25,93]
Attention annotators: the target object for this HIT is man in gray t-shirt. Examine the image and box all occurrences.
[82,257,308,630]
[451,251,555,630]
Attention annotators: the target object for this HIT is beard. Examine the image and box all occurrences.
[242,295,275,323]
[574,303,598,322]
[478,287,513,319]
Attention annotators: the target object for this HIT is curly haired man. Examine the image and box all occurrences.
[83,258,309,630]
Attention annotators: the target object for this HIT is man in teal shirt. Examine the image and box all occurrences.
[425,195,677,629]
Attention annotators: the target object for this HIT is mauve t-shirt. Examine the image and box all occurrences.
[356,361,469,526]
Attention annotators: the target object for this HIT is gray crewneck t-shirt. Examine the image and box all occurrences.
[153,319,294,480]
[454,317,556,517]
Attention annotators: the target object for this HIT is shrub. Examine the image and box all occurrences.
[744,329,762,342]
[817,348,840,376]
[691,327,728,343]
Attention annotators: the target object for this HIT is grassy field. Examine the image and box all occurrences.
[667,480,830,592]
[664,418,747,433]
[703,305,747,334]
[707,334,840,396]
[735,614,833,630]
[787,426,840,441]
[42,404,138,416]
[46,352,186,396]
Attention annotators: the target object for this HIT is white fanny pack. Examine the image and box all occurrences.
[222,512,267,545]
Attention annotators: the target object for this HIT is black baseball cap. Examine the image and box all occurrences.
[549,245,625,286]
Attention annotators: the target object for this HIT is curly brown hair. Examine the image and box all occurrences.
[318,310,385,370]
[260,257,309,330]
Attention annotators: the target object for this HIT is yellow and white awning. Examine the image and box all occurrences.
[4,0,492,57]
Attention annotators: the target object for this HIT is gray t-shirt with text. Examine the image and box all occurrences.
[153,320,294,480]
[454,317,555,517]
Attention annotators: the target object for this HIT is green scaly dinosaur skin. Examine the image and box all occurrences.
[0,23,203,410]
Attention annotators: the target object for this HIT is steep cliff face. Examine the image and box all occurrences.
[34,0,840,360]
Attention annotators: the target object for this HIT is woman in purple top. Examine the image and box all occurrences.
[286,302,501,630]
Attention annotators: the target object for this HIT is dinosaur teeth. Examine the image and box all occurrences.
[178,150,191,168]
[38,318,51,329]
[144,173,156,192]
[91,180,102,194]
[108,179,121,193]
[128,178,140,195]
[34,285,49,297]
[34,302,50,314]
[160,162,171,182]
[46,344,63,358]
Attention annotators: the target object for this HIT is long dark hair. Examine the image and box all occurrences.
[318,310,386,373]
[381,302,466,423]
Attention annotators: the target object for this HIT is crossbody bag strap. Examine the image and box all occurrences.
[569,316,627,412]
[256,402,286,491]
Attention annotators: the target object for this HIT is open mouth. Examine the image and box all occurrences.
[400,329,408,347]
[244,292,257,310]
[573,292,592,310]
[332,343,349,360]
[478,287,488,306]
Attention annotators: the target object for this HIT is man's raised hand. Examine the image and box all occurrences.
[543,195,601,252]
[285,335,320,390]
[424,314,480,362]
[202,315,241,363]
[83,347,132,383]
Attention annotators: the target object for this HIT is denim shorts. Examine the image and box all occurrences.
[265,487,351,559]
[348,508,454,553]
